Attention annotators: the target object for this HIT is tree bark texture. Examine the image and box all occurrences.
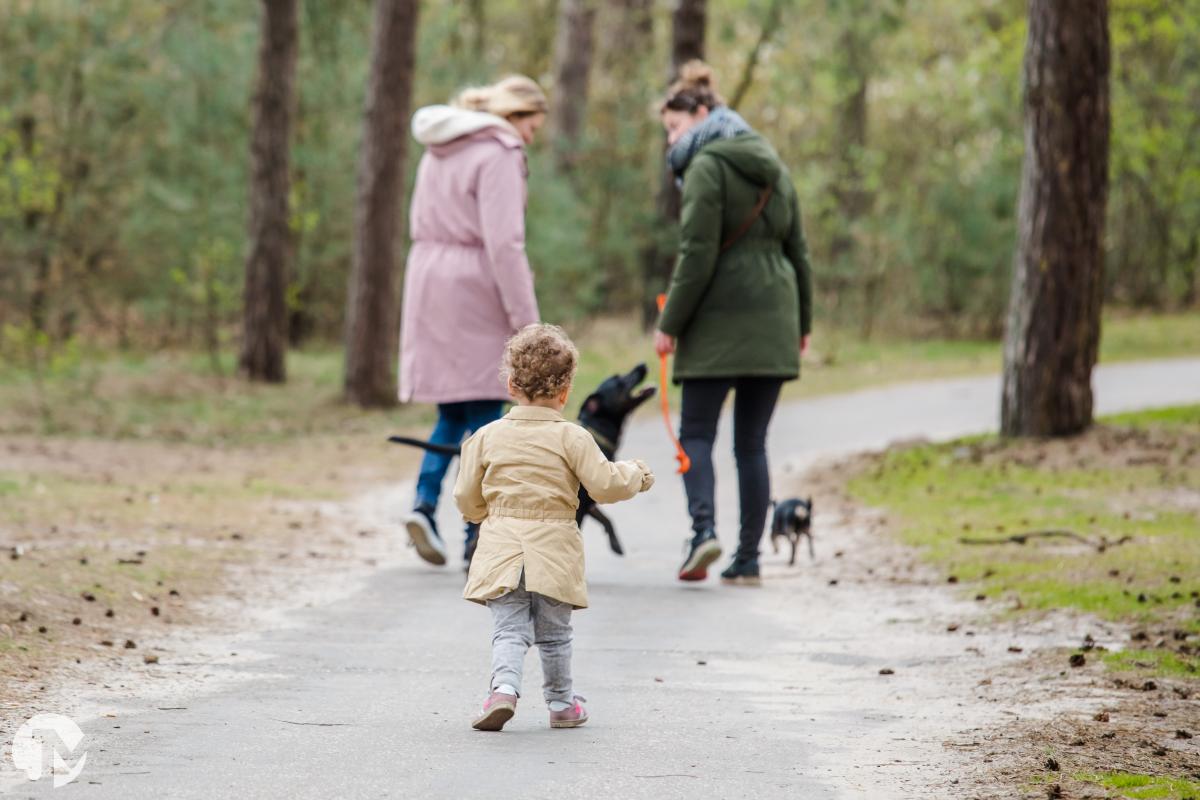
[829,24,870,266]
[642,0,706,326]
[669,0,706,76]
[1001,0,1110,437]
[550,0,596,172]
[240,0,298,383]
[343,0,418,407]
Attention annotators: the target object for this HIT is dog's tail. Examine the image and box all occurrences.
[387,436,462,456]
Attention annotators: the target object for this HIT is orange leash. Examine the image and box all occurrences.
[656,293,691,475]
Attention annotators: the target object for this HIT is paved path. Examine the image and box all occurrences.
[6,358,1199,799]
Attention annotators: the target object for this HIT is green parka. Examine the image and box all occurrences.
[658,133,813,382]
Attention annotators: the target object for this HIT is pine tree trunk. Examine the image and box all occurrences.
[1001,0,1110,437]
[240,0,298,383]
[550,0,596,173]
[829,26,869,266]
[641,0,706,327]
[343,0,418,408]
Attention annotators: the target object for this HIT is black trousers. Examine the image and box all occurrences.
[679,377,784,560]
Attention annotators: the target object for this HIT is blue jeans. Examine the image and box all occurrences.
[415,401,505,510]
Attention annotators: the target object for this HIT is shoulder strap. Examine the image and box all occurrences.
[720,185,774,253]
[715,184,772,253]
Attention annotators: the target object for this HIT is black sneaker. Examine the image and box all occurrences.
[720,556,762,586]
[405,504,447,566]
[678,529,722,582]
[463,522,480,572]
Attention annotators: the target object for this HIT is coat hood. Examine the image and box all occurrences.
[702,133,783,188]
[411,104,522,148]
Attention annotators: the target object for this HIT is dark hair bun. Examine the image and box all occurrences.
[678,60,716,91]
[661,59,723,112]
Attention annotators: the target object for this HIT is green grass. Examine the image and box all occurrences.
[1098,312,1200,363]
[1102,649,1200,679]
[846,405,1200,634]
[1106,405,1200,428]
[0,312,1195,444]
[0,347,436,443]
[1075,772,1200,799]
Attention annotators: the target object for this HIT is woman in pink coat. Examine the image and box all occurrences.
[401,76,546,570]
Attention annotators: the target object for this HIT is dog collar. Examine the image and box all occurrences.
[580,422,617,453]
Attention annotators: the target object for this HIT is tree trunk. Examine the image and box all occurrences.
[239,0,298,383]
[343,0,418,408]
[829,25,870,267]
[550,0,596,173]
[669,0,706,73]
[641,0,706,327]
[1001,0,1110,437]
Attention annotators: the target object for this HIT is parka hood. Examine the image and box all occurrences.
[702,134,783,187]
[411,104,521,149]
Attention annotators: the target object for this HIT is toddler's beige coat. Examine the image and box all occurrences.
[454,405,653,609]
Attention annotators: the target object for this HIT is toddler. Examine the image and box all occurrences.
[454,324,654,731]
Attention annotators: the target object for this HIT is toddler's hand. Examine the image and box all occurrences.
[633,459,655,493]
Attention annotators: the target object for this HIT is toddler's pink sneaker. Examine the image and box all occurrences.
[549,695,589,729]
[472,691,517,731]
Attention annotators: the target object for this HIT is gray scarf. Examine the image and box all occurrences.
[666,106,753,184]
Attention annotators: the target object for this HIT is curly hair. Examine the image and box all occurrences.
[503,324,579,401]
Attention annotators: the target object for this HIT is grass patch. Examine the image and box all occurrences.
[0,313,1195,444]
[1075,772,1200,799]
[1102,649,1200,679]
[846,406,1200,631]
[1106,405,1200,428]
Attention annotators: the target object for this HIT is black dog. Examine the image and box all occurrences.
[388,364,656,556]
[770,497,814,565]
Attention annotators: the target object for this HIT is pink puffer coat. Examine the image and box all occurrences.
[399,106,540,404]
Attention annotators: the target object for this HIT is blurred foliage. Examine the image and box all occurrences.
[0,0,1197,355]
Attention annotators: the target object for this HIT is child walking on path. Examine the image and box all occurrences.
[454,324,655,731]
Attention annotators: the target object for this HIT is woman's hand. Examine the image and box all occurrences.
[800,334,811,358]
[654,330,676,356]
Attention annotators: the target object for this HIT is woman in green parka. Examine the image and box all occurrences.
[654,61,813,586]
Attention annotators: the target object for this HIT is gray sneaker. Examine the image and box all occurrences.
[405,505,447,566]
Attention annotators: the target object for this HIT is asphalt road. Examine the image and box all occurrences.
[6,357,1199,799]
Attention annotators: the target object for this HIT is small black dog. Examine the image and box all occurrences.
[388,363,656,556]
[770,497,814,565]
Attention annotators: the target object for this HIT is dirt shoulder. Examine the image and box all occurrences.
[811,414,1200,799]
[0,433,419,740]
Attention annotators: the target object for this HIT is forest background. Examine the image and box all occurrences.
[0,0,1196,408]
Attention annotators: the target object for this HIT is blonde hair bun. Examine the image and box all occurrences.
[453,75,548,119]
[455,87,493,112]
